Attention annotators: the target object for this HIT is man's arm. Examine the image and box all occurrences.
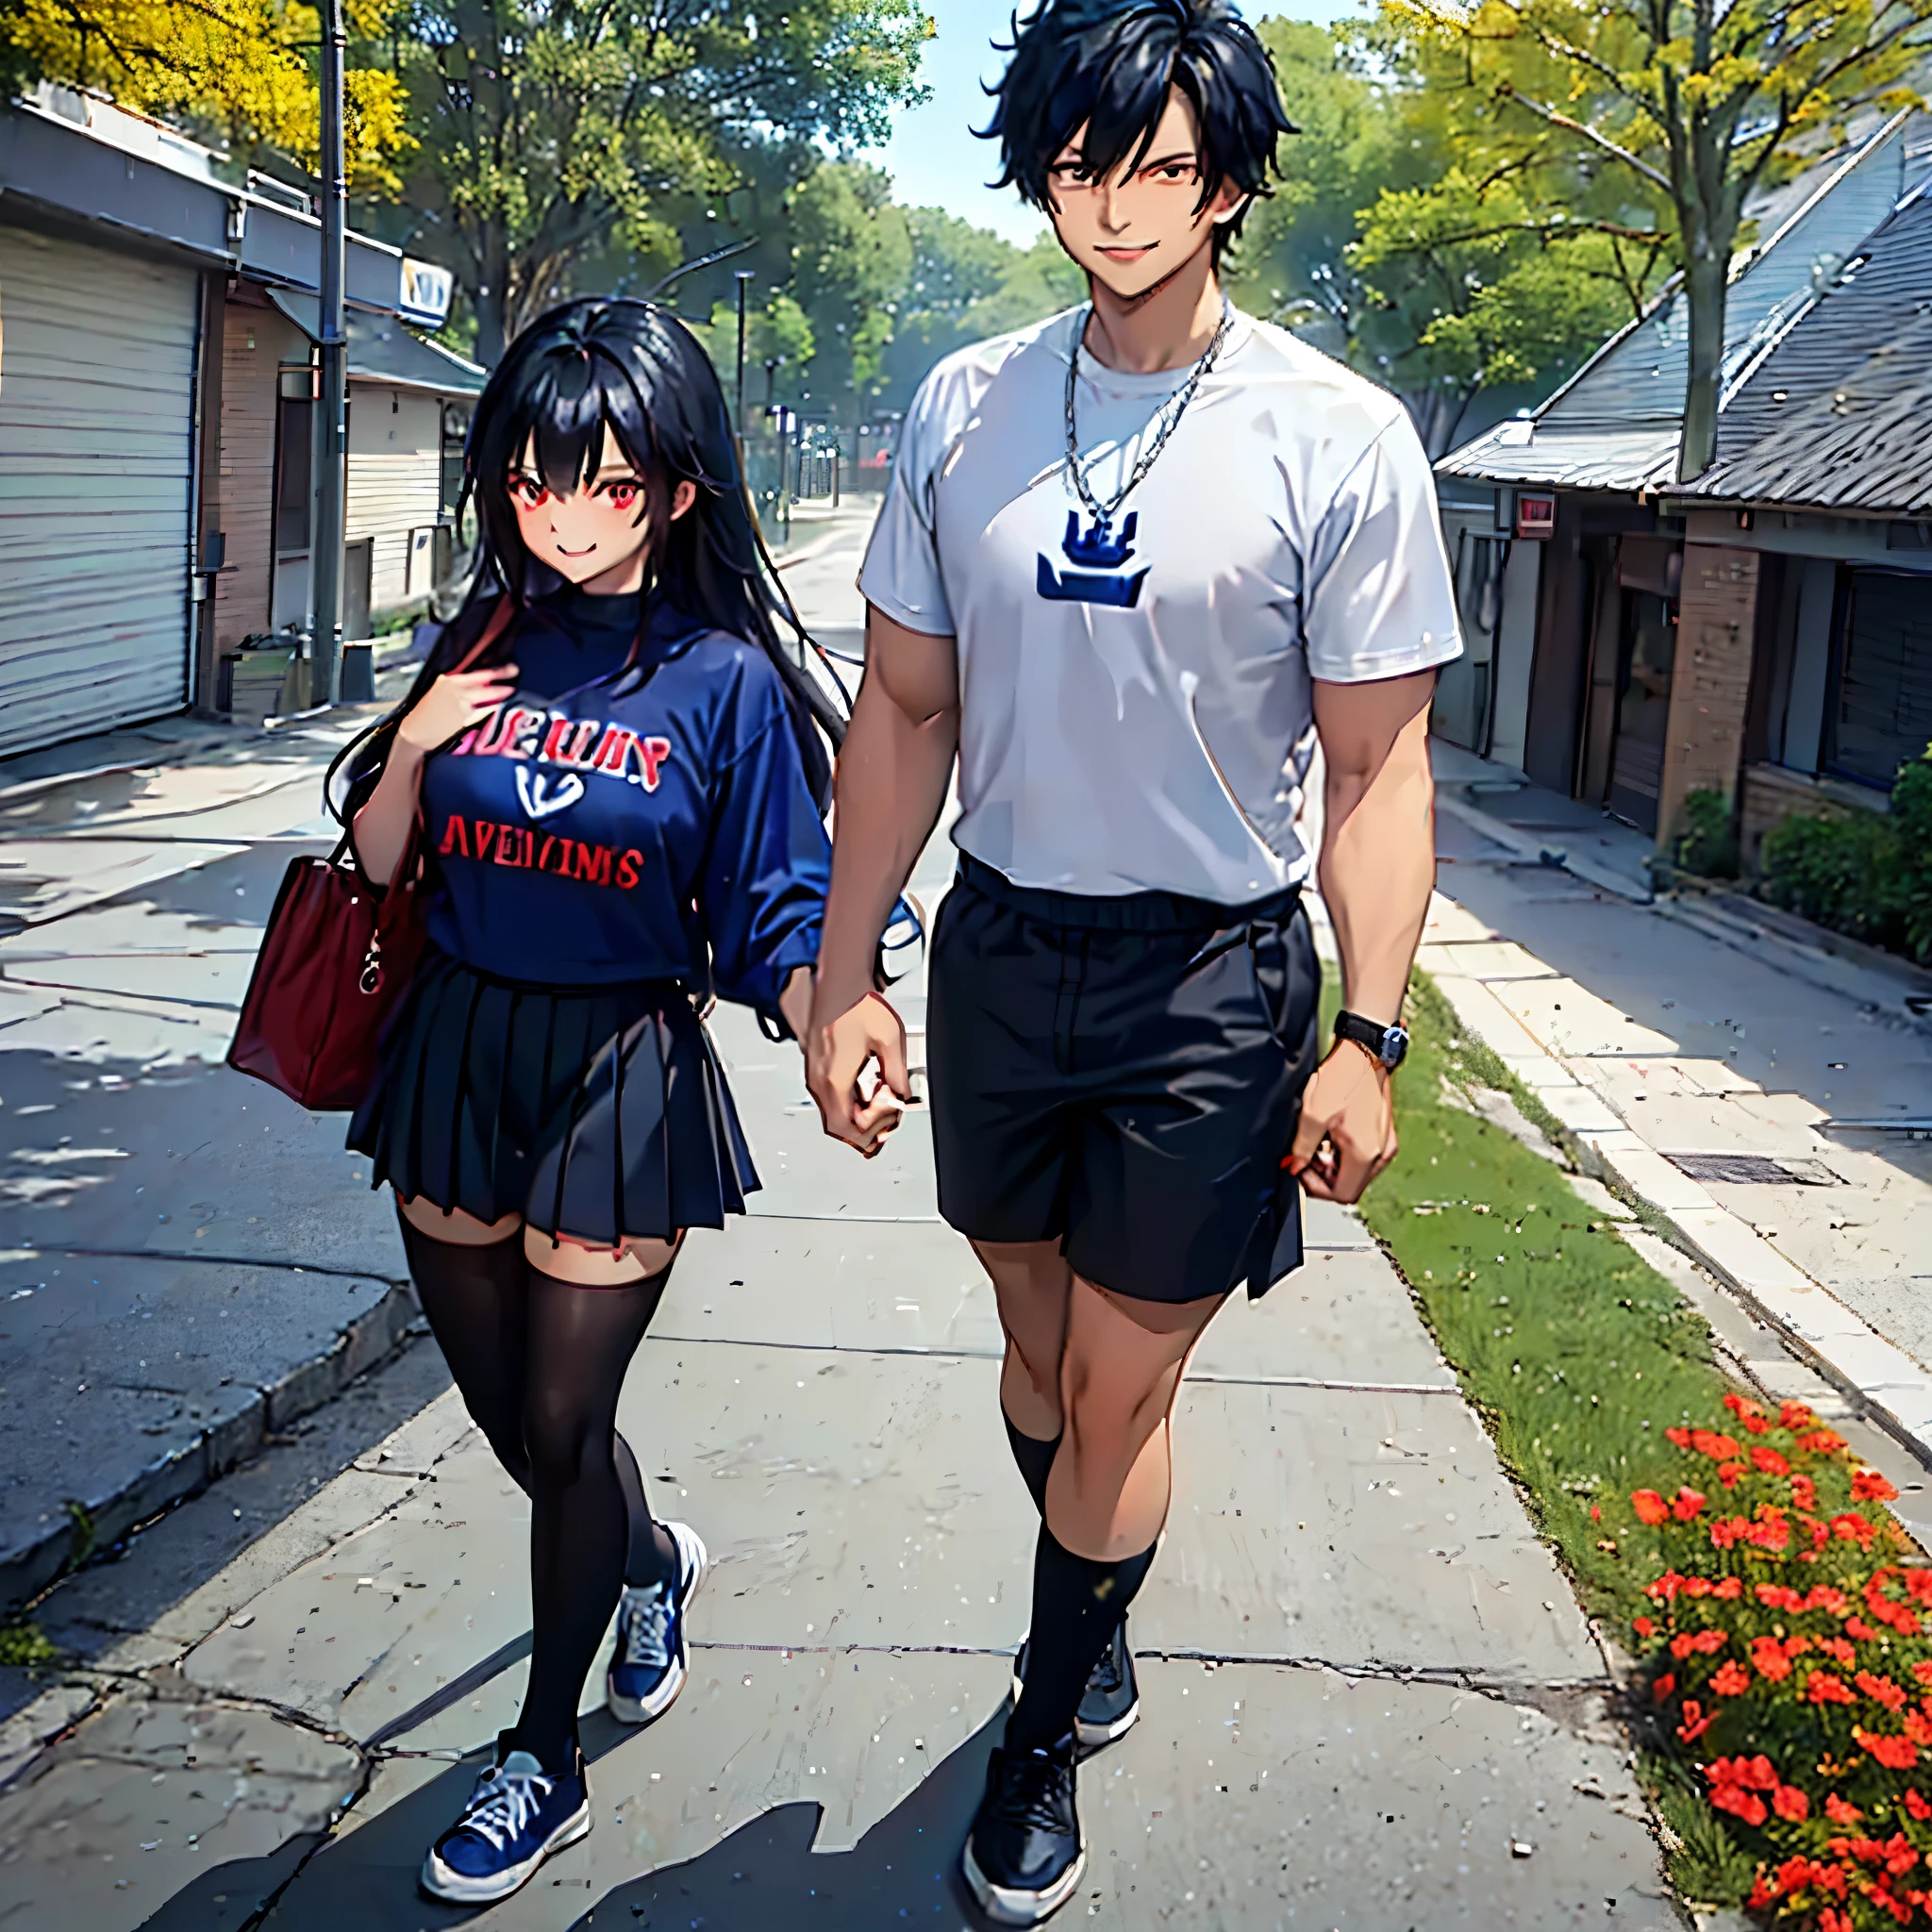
[805,605,961,1155]
[1289,668,1438,1202]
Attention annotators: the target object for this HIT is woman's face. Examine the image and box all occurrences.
[1045,90,1246,301]
[508,434,695,595]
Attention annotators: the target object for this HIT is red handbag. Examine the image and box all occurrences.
[225,601,511,1112]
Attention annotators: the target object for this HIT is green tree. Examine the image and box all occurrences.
[782,160,913,414]
[1228,18,1670,453]
[1384,0,1932,477]
[378,0,931,364]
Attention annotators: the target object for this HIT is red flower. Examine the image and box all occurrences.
[1906,1789,1932,1822]
[1711,1660,1751,1696]
[1712,1782,1768,1825]
[1665,1425,1691,1449]
[1751,1446,1791,1476]
[1825,1792,1864,1824]
[1713,1575,1742,1600]
[1773,1784,1810,1822]
[1791,1475,1819,1511]
[1673,1487,1707,1522]
[1590,1504,1602,1522]
[1752,1637,1795,1682]
[1855,1726,1919,1771]
[1808,1671,1857,1706]
[1691,1430,1741,1460]
[1914,1663,1932,1690]
[1723,1393,1758,1420]
[1717,1460,1745,1489]
[1781,1400,1816,1429]
[1820,1636,1857,1666]
[1833,1512,1877,1548]
[1905,1572,1932,1606]
[1846,1616,1881,1641]
[1742,1415,1770,1435]
[1631,1489,1669,1526]
[1632,1615,1655,1639]
[1855,1468,1902,1503]
[1802,1427,1850,1453]
[1670,1629,1726,1659]
[1677,1699,1714,1745]
[1653,1672,1676,1703]
[1857,1671,1909,1713]
[1757,1583,1805,1611]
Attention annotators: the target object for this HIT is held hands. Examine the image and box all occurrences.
[1286,1038,1398,1204]
[804,989,909,1160]
[397,664,521,754]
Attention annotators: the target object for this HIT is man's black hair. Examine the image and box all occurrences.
[984,0,1292,264]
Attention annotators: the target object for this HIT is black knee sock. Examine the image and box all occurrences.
[1007,1524,1158,1753]
[1003,1407,1062,1516]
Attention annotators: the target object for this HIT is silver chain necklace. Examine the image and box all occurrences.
[1063,299,1232,533]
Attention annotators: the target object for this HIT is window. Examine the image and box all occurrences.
[274,394,312,553]
[1827,569,1932,790]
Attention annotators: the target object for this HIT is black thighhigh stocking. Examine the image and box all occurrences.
[396,1211,679,1770]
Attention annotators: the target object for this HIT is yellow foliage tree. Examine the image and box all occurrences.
[4,0,411,191]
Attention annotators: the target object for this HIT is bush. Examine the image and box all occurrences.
[1676,786,1742,878]
[1610,1391,1932,1928]
[1757,744,1932,965]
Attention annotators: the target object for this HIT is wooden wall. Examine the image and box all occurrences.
[215,302,306,651]
[346,384,442,617]
[1657,542,1759,845]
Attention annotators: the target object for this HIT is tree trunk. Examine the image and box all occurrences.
[1678,221,1728,481]
[474,229,511,367]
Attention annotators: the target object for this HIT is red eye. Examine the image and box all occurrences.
[510,475,549,508]
[603,481,640,510]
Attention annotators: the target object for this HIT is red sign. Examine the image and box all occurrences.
[1515,493,1557,540]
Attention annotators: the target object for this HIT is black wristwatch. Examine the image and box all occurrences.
[1334,1009,1409,1071]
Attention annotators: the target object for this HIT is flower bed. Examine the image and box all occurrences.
[1614,1391,1932,1928]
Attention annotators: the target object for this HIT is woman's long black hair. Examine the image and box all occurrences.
[337,297,848,818]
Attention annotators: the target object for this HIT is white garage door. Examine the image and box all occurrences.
[0,225,196,757]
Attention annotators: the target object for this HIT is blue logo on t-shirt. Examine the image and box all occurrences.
[1037,511,1150,608]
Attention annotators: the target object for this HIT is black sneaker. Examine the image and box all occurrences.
[961,1738,1085,1925]
[1010,1619,1141,1754]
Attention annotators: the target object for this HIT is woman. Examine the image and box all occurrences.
[339,297,854,1906]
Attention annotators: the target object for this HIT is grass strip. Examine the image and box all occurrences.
[1341,970,1737,1625]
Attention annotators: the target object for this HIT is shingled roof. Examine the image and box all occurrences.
[1686,181,1932,514]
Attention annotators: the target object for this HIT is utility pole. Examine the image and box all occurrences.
[733,270,754,441]
[311,0,348,708]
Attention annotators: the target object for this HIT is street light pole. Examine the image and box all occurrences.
[311,0,348,708]
[733,269,754,441]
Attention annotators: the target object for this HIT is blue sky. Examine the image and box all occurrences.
[867,0,1369,243]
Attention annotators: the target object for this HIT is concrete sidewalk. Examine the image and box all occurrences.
[1424,778,1932,1469]
[0,907,1676,1928]
[0,702,418,1614]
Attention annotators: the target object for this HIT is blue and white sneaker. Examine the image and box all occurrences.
[606,1519,708,1724]
[419,1743,591,1904]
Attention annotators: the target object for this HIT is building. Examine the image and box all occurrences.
[1432,111,1930,845]
[1680,179,1932,861]
[0,84,477,758]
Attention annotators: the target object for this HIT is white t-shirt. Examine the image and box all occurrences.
[858,306,1463,903]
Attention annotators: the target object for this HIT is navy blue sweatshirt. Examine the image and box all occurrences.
[416,586,828,1019]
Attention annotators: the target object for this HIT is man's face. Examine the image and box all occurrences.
[508,434,653,588]
[1045,90,1245,300]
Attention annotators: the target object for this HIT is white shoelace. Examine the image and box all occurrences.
[460,1764,552,1852]
[619,1582,673,1668]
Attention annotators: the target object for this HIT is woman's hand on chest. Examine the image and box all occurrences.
[400,663,523,753]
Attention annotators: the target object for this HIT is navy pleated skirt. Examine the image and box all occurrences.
[347,951,759,1246]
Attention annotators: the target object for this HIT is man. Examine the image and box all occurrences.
[805,0,1461,1919]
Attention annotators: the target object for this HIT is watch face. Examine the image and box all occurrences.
[1380,1025,1410,1068]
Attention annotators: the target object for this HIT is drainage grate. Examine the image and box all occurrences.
[1667,1152,1840,1186]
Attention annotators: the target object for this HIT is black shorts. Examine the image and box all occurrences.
[926,854,1321,1305]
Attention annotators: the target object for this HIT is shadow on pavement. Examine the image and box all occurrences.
[144,1707,999,1930]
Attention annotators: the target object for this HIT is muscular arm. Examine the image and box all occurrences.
[1290,669,1438,1202]
[806,606,960,1148]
